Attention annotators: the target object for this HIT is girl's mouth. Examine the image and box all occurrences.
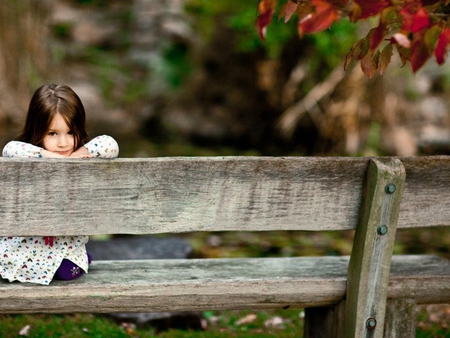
[55,150,72,156]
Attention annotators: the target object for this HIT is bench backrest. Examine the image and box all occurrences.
[0,156,449,236]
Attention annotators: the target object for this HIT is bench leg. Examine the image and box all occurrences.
[303,301,346,338]
[304,299,416,338]
[383,299,416,338]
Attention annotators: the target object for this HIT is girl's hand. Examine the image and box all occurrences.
[69,146,93,159]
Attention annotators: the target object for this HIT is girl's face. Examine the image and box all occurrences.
[42,113,75,157]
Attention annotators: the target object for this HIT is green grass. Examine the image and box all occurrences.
[0,314,156,338]
[0,309,303,338]
[416,305,450,338]
[1,305,449,337]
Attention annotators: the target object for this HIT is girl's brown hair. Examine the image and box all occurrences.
[18,84,88,149]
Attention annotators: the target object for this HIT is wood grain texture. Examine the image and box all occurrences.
[0,156,449,236]
[346,159,406,338]
[0,255,448,314]
[383,299,416,338]
[399,157,450,228]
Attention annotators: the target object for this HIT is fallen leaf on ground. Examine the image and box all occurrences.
[19,325,30,336]
[264,316,285,328]
[235,313,257,325]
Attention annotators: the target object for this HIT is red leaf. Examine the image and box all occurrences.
[296,1,315,22]
[378,43,393,74]
[298,0,340,36]
[358,28,375,59]
[370,19,387,50]
[410,31,431,72]
[411,7,430,33]
[278,3,287,22]
[355,0,390,20]
[345,38,365,70]
[435,28,450,65]
[349,2,362,22]
[395,44,411,67]
[256,0,277,41]
[284,0,298,23]
[400,6,431,36]
[278,1,299,23]
[399,7,414,33]
[424,24,441,51]
[360,51,377,78]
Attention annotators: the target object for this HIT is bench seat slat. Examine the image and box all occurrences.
[0,255,448,314]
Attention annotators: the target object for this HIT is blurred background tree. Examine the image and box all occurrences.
[0,0,450,157]
[0,1,51,138]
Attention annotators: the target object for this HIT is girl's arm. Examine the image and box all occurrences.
[3,136,119,159]
[2,141,73,159]
[82,135,119,159]
[3,141,44,158]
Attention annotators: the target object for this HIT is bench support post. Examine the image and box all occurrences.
[346,158,406,338]
[304,298,416,338]
[304,301,346,338]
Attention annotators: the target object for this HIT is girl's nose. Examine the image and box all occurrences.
[58,135,68,147]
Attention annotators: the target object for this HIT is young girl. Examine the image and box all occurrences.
[1,84,119,285]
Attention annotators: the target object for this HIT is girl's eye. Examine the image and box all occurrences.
[68,131,73,135]
[48,132,56,136]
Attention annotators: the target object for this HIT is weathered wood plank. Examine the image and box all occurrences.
[400,156,450,228]
[383,299,416,338]
[346,158,406,338]
[0,156,449,236]
[0,157,368,236]
[0,255,448,314]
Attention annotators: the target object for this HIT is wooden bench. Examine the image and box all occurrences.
[1,156,450,337]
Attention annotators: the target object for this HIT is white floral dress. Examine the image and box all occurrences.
[1,135,119,285]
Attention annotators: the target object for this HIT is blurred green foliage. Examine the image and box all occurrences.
[79,48,149,106]
[185,0,298,57]
[160,42,194,88]
[304,19,358,70]
[185,0,358,60]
